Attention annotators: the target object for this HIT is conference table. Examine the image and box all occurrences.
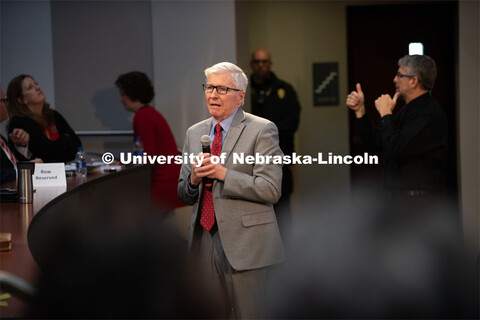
[0,165,151,317]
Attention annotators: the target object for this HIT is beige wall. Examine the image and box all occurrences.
[248,1,352,220]
[458,0,479,262]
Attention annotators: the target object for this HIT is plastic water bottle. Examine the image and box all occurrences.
[133,136,144,156]
[75,146,87,177]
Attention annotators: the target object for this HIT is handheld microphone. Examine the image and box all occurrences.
[200,135,213,191]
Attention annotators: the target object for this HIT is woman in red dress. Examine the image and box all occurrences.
[115,71,184,212]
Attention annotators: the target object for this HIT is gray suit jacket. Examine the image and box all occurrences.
[178,109,286,271]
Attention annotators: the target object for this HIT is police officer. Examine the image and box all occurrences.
[250,48,301,240]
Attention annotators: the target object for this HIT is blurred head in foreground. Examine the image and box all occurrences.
[31,208,219,318]
[267,187,472,319]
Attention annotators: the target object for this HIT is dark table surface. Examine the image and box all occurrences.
[0,168,121,317]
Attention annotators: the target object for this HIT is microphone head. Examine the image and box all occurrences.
[200,135,211,147]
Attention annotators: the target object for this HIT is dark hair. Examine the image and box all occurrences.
[398,55,437,92]
[6,74,54,129]
[115,71,154,104]
[31,208,220,318]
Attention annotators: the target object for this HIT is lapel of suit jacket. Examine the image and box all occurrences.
[222,108,246,164]
[202,118,212,140]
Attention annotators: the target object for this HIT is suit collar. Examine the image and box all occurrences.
[230,108,246,127]
[222,108,246,162]
[201,109,245,161]
[202,117,212,134]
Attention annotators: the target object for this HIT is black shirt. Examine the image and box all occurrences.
[356,92,447,193]
[8,111,82,163]
[251,72,301,157]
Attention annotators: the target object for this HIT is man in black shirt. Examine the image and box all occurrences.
[250,48,301,239]
[346,55,447,198]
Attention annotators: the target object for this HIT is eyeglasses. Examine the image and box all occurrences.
[0,98,7,104]
[202,84,241,95]
[396,72,415,79]
[252,59,270,65]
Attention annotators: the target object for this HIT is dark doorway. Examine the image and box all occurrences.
[347,2,458,204]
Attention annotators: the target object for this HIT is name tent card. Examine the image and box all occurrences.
[33,163,67,188]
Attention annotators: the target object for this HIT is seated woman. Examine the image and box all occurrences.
[7,75,81,163]
[1,86,42,185]
[115,71,184,212]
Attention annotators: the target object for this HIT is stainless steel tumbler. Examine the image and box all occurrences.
[17,162,35,203]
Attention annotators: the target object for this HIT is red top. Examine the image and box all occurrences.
[133,106,185,211]
[43,122,60,140]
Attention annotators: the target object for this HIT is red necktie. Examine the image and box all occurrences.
[200,123,222,231]
[0,136,18,165]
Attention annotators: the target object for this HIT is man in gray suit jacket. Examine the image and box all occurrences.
[178,62,285,318]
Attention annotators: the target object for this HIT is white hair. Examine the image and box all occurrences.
[204,62,248,92]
